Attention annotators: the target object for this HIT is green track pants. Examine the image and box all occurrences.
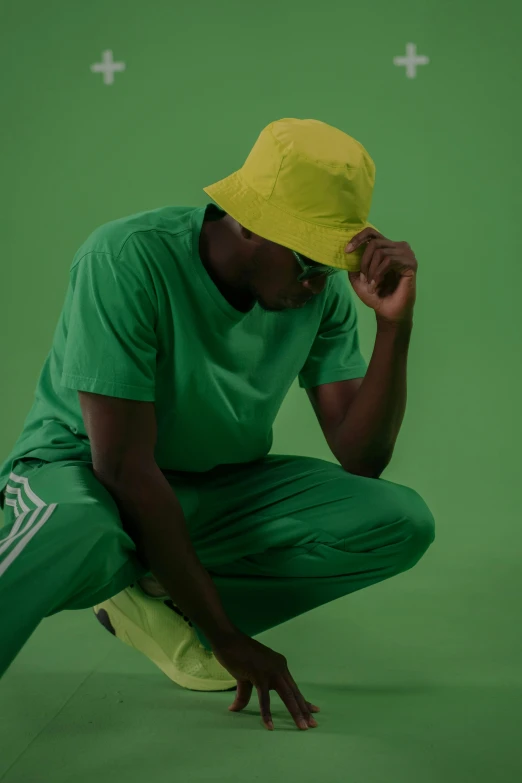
[0,454,435,676]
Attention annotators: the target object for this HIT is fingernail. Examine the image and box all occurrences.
[267,720,274,730]
[346,243,354,252]
[299,720,309,730]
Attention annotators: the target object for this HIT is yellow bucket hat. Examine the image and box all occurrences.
[203,117,380,272]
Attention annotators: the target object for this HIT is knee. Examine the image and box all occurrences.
[55,501,137,576]
[88,507,139,564]
[395,502,435,572]
[51,502,142,611]
[404,511,435,559]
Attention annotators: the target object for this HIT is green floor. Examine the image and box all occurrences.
[1,543,521,783]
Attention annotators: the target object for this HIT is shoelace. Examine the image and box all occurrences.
[163,598,194,628]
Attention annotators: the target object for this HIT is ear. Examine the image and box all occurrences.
[239,224,253,240]
[239,223,266,246]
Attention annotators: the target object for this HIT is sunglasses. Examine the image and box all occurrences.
[292,251,342,283]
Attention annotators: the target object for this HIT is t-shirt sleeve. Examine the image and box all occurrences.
[61,251,157,401]
[298,273,368,390]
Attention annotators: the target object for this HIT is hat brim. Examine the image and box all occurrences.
[203,170,380,272]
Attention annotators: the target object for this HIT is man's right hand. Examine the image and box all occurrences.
[210,631,320,731]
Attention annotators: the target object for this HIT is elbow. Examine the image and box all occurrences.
[342,464,382,479]
[341,453,392,479]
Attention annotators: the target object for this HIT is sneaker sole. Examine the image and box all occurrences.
[93,597,237,692]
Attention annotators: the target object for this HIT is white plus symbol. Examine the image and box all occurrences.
[90,50,126,85]
[393,43,429,79]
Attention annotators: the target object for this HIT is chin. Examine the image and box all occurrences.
[258,302,286,312]
[261,300,309,312]
[257,292,309,312]
[257,298,286,312]
[286,297,311,310]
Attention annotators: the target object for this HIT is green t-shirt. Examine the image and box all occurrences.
[0,203,367,505]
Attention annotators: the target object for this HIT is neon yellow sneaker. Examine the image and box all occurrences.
[93,584,237,692]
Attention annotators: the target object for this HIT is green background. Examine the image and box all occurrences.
[1,0,521,781]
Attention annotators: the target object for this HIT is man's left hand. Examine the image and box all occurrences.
[345,228,418,324]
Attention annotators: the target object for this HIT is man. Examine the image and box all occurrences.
[0,118,435,732]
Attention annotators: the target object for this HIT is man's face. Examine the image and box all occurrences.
[247,240,329,312]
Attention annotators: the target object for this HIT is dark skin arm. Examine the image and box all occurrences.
[307,378,363,432]
[307,317,412,478]
[78,391,238,644]
[307,377,364,466]
[79,391,321,732]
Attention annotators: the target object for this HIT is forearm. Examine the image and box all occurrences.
[98,464,239,646]
[335,316,413,477]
